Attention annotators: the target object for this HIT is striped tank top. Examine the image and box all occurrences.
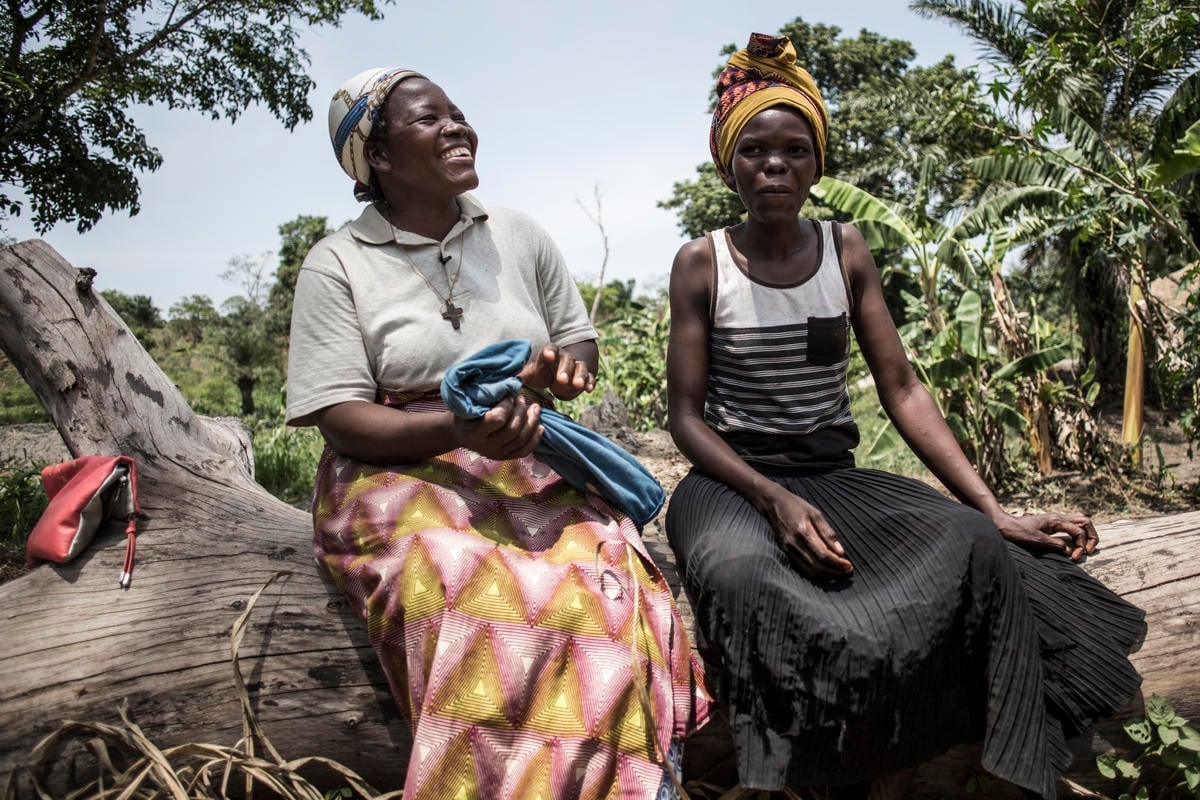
[704,222,860,471]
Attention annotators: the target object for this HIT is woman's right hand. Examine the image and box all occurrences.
[761,486,854,578]
[454,394,543,460]
[519,343,596,401]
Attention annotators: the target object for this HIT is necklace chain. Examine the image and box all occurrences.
[396,234,466,329]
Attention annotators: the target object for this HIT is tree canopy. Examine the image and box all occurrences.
[915,0,1200,400]
[99,289,162,351]
[267,215,331,338]
[0,0,387,234]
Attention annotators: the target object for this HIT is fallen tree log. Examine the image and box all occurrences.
[0,241,411,794]
[1,240,1198,798]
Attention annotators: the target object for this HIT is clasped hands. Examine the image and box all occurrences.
[764,486,1099,580]
[988,510,1099,562]
[454,343,595,460]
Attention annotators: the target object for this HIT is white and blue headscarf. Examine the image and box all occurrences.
[327,67,424,201]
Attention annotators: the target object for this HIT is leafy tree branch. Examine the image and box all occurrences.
[0,0,389,233]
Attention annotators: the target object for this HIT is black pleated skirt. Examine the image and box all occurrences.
[666,467,1145,798]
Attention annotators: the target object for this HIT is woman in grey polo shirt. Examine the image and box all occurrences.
[286,68,709,799]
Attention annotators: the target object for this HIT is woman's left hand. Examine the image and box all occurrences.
[990,510,1099,561]
[520,343,596,401]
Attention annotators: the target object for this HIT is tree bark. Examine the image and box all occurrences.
[1,240,1197,798]
[236,375,256,416]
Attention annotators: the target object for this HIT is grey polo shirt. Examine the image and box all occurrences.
[286,194,597,427]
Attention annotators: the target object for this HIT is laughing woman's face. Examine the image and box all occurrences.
[366,78,480,201]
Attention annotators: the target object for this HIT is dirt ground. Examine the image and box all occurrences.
[1,422,74,466]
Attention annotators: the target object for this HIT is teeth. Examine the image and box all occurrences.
[441,147,471,159]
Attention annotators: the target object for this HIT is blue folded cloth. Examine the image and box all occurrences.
[441,339,665,528]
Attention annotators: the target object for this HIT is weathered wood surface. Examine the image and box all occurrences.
[1,239,1197,798]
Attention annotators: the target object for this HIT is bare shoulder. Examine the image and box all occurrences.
[671,235,714,278]
[835,222,882,284]
[668,235,715,316]
[674,235,712,264]
[836,222,871,262]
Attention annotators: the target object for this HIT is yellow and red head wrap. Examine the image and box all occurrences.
[709,33,829,189]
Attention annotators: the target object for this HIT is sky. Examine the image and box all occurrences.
[4,0,986,312]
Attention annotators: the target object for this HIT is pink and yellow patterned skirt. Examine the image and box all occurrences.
[312,394,709,799]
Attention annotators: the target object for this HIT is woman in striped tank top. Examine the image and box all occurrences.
[665,33,1145,800]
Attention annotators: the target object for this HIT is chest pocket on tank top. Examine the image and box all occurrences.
[806,313,848,366]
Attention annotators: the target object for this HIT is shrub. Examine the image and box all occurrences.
[0,455,48,565]
[252,422,325,508]
[1095,694,1200,799]
[560,300,670,432]
[0,364,48,424]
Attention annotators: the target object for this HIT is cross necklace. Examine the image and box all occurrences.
[397,235,466,330]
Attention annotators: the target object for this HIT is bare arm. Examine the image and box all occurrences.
[667,237,852,577]
[317,340,598,465]
[843,225,1097,559]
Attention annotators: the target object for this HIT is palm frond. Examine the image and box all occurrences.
[1047,104,1122,174]
[909,0,1032,68]
[990,215,1053,261]
[969,152,1077,192]
[913,154,941,217]
[953,185,1066,242]
[1150,118,1200,187]
[1146,69,1200,166]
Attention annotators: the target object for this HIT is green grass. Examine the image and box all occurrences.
[0,456,49,564]
[0,361,48,424]
[252,422,326,508]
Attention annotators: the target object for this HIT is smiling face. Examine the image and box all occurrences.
[364,77,480,205]
[730,105,819,225]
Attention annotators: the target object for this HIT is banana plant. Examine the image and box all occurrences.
[812,157,968,331]
[812,170,1071,484]
[811,157,1066,327]
[969,70,1200,462]
[897,288,1069,485]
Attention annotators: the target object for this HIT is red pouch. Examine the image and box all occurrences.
[26,455,141,589]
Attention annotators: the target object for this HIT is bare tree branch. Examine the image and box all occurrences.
[577,184,609,325]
